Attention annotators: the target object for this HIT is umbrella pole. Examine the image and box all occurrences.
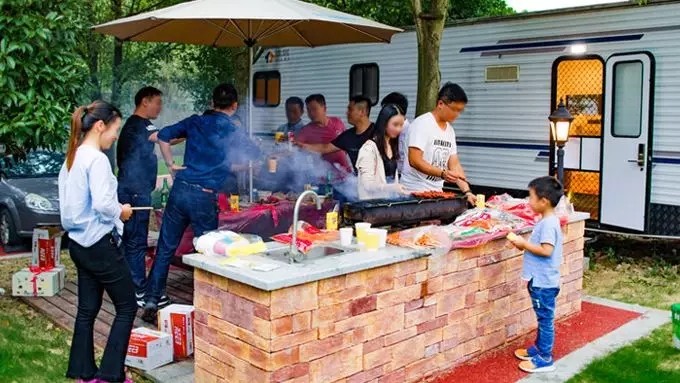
[248,45,254,203]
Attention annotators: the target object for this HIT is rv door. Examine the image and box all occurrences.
[600,52,654,232]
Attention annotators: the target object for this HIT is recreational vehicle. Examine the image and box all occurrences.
[250,0,680,236]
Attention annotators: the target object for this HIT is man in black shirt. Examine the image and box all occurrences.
[116,86,176,308]
[298,95,374,173]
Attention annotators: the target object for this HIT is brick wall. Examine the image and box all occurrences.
[193,220,586,383]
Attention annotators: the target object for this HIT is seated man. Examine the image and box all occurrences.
[298,95,374,173]
[295,94,353,180]
[401,83,476,205]
[277,97,308,137]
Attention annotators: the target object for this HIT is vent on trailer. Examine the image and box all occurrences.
[485,65,520,82]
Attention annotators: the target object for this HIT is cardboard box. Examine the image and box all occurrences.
[32,227,63,269]
[126,328,173,371]
[158,304,195,359]
[12,265,65,297]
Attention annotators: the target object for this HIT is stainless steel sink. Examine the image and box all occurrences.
[264,243,352,263]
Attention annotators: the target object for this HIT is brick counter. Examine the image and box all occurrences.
[191,220,586,383]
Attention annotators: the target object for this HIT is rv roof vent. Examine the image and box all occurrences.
[485,65,519,82]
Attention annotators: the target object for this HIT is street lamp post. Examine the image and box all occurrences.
[549,99,574,185]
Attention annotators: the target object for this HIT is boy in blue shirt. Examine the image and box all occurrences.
[507,176,564,373]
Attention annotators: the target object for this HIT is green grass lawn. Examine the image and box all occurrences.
[0,257,151,383]
[567,323,679,383]
[567,239,679,383]
[0,296,73,382]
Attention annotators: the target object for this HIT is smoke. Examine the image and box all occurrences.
[253,147,345,194]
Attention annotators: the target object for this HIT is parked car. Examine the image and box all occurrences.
[0,150,63,246]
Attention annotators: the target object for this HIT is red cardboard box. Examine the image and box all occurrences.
[126,328,173,371]
[157,304,195,359]
[31,227,63,269]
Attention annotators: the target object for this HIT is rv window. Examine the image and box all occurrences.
[253,71,281,107]
[349,64,379,105]
[611,61,643,138]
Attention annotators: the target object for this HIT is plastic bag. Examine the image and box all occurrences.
[387,225,451,250]
[271,221,339,254]
[453,208,530,233]
[194,230,266,257]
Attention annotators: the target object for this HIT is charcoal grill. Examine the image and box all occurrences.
[343,196,468,227]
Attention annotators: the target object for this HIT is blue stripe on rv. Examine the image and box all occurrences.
[459,34,644,53]
[254,133,678,165]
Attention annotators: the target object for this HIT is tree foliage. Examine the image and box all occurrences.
[307,0,513,28]
[0,0,87,157]
[307,0,514,115]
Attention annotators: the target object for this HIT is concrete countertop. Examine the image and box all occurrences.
[182,212,590,291]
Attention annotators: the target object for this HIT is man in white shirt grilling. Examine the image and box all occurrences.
[401,82,476,205]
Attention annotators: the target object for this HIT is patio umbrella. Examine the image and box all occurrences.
[93,0,402,201]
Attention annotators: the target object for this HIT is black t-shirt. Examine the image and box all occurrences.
[383,155,398,180]
[331,123,375,172]
[116,115,159,195]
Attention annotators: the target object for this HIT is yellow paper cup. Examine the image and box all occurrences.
[355,222,371,244]
[364,229,380,251]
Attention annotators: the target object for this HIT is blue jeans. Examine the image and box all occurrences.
[145,181,218,306]
[528,279,560,359]
[118,192,151,293]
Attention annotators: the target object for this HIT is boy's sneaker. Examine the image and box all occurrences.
[514,345,539,361]
[75,379,98,383]
[519,355,556,373]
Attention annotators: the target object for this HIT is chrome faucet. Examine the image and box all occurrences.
[289,190,322,263]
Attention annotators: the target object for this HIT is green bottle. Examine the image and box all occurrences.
[326,171,333,197]
[160,179,170,208]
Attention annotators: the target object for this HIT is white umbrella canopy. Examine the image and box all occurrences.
[93,0,402,201]
[92,0,402,47]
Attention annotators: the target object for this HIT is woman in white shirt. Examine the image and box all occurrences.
[59,101,135,383]
[356,104,407,200]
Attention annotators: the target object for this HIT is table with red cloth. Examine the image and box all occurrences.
[153,200,335,258]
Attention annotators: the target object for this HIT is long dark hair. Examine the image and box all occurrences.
[372,104,403,163]
[66,100,121,170]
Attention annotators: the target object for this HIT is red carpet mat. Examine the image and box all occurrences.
[435,301,642,383]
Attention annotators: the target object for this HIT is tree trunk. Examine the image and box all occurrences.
[88,39,101,100]
[110,0,124,106]
[411,0,448,117]
[111,38,124,106]
[231,47,250,106]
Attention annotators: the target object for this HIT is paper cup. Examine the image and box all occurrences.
[275,132,285,143]
[355,223,371,244]
[339,227,353,246]
[368,228,388,248]
[364,230,380,251]
[268,157,278,173]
